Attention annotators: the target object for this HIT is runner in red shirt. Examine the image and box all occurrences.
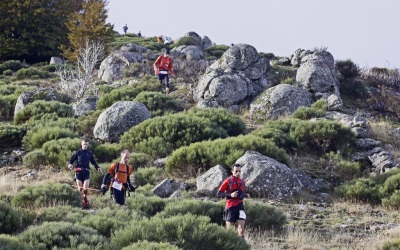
[217,164,250,239]
[153,49,174,94]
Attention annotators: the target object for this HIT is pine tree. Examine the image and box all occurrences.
[0,0,82,63]
[63,0,114,61]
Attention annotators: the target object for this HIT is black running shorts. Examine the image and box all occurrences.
[223,202,245,222]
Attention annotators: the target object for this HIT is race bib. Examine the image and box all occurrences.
[160,70,168,74]
[112,181,123,191]
[239,210,246,220]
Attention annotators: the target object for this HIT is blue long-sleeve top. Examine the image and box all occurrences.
[69,149,100,170]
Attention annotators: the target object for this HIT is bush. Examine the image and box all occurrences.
[204,45,230,58]
[23,126,78,150]
[126,194,169,217]
[36,205,85,224]
[76,109,102,137]
[334,160,361,181]
[11,183,81,208]
[382,190,400,209]
[251,128,298,152]
[0,201,23,234]
[123,240,180,250]
[245,200,287,230]
[111,214,249,250]
[292,99,327,120]
[0,60,26,74]
[336,59,360,80]
[0,124,27,148]
[166,135,289,178]
[0,94,19,120]
[379,173,400,197]
[94,143,122,163]
[0,235,32,250]
[2,69,13,76]
[134,137,174,158]
[186,108,246,136]
[120,114,228,158]
[263,119,355,155]
[156,199,224,224]
[381,239,400,250]
[14,100,73,125]
[134,91,180,116]
[335,178,381,203]
[134,167,166,186]
[80,207,144,237]
[97,76,162,110]
[128,152,150,169]
[18,222,107,249]
[15,68,51,79]
[259,52,276,60]
[22,149,48,168]
[124,62,143,78]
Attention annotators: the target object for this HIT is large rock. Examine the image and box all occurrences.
[152,178,189,198]
[250,84,313,120]
[296,49,342,110]
[120,43,148,53]
[171,45,204,61]
[14,87,69,116]
[98,51,143,82]
[235,151,303,199]
[72,95,97,117]
[202,36,213,50]
[49,57,64,65]
[93,101,151,142]
[196,165,229,195]
[194,44,268,108]
[290,48,313,66]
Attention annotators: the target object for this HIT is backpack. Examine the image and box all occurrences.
[227,176,244,192]
[113,162,131,184]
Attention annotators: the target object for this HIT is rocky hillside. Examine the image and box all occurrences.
[1,31,400,249]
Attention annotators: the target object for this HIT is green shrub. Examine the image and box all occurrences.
[123,240,180,250]
[204,45,230,58]
[336,59,360,80]
[264,119,355,155]
[0,124,27,148]
[382,190,400,209]
[334,160,361,181]
[0,235,32,250]
[120,114,228,158]
[14,100,73,125]
[36,205,85,224]
[156,199,224,224]
[128,152,150,169]
[2,69,13,76]
[335,178,381,203]
[94,143,122,163]
[134,91,180,116]
[18,222,107,249]
[80,207,144,237]
[15,68,51,79]
[111,214,249,250]
[126,194,169,217]
[134,137,174,158]
[245,200,287,230]
[381,239,400,250]
[0,94,19,120]
[41,64,57,72]
[292,99,327,120]
[11,183,81,208]
[166,135,289,177]
[0,201,23,234]
[98,85,116,96]
[22,149,48,168]
[281,77,295,85]
[97,76,162,110]
[76,109,102,137]
[0,60,26,74]
[23,126,78,150]
[259,52,276,60]
[134,167,166,186]
[251,128,298,152]
[186,108,246,136]
[379,173,400,197]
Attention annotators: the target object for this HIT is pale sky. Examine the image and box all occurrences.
[107,0,400,69]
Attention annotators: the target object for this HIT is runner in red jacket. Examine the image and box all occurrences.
[153,49,174,94]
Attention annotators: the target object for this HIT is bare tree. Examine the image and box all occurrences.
[56,39,104,100]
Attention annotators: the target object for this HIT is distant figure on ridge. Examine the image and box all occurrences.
[123,24,128,35]
[138,31,142,38]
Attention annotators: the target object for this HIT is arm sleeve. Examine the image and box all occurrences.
[90,152,100,170]
[153,56,161,67]
[216,178,230,197]
[69,151,78,165]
